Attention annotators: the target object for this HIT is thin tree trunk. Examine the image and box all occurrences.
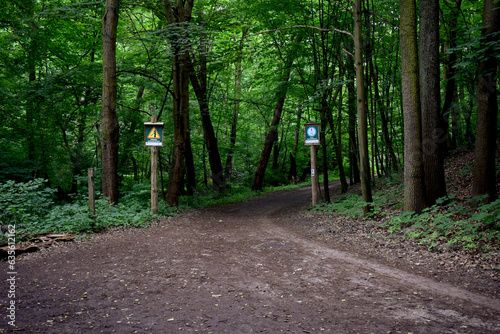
[372,60,398,174]
[252,92,288,191]
[101,0,120,204]
[400,0,426,213]
[442,0,462,151]
[354,0,373,213]
[326,88,349,193]
[472,0,499,203]
[119,87,144,169]
[188,58,225,191]
[347,69,360,185]
[252,36,302,191]
[319,60,331,202]
[225,28,248,180]
[185,122,195,196]
[289,104,302,183]
[320,107,330,203]
[189,10,226,191]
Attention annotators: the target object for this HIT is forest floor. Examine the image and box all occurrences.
[1,148,499,333]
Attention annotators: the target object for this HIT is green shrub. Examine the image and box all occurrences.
[384,196,500,251]
[0,179,178,238]
[0,179,56,228]
[36,201,92,234]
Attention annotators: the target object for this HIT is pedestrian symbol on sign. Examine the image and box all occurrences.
[144,122,164,147]
[148,127,161,139]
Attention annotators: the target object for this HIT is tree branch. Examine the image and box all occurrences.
[244,25,353,39]
[119,69,171,90]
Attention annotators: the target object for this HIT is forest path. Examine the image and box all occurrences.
[1,182,499,333]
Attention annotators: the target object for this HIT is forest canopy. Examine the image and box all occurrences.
[0,0,498,213]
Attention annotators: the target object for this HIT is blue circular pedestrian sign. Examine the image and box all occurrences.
[304,123,320,145]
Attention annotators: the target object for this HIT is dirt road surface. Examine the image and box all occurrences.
[1,183,499,333]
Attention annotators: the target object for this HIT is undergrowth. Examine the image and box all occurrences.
[315,173,500,252]
[0,178,301,241]
[0,179,177,241]
[383,195,500,251]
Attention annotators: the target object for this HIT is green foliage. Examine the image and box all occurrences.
[383,196,500,251]
[179,184,259,208]
[0,180,177,239]
[316,194,370,218]
[0,179,56,227]
[177,181,303,209]
[0,1,494,253]
[315,171,499,252]
[315,175,404,218]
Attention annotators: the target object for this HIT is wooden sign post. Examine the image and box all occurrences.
[145,117,164,215]
[304,122,320,207]
[88,168,95,228]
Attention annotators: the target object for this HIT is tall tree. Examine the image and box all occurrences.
[188,5,226,191]
[441,0,462,150]
[420,0,447,204]
[101,0,120,204]
[472,0,499,203]
[353,0,373,213]
[189,56,226,191]
[346,55,360,185]
[225,27,248,180]
[252,35,302,191]
[400,0,426,213]
[326,86,349,193]
[163,0,194,207]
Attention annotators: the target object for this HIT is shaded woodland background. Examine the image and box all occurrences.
[0,0,498,214]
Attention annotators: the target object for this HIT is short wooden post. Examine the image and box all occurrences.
[88,168,96,227]
[310,145,319,207]
[150,116,159,215]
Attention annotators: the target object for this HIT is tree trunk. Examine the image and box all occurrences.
[101,0,120,204]
[189,58,225,191]
[252,93,287,191]
[189,10,226,191]
[119,87,144,170]
[347,67,360,185]
[319,65,331,202]
[354,0,373,213]
[420,0,447,205]
[442,0,462,150]
[373,60,398,174]
[185,123,196,196]
[166,50,190,206]
[472,0,499,203]
[225,28,248,180]
[289,104,303,184]
[252,36,302,191]
[326,94,349,194]
[288,153,298,184]
[27,23,38,162]
[400,0,426,213]
[320,111,330,203]
[163,0,194,207]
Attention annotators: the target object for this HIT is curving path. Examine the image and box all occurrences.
[1,184,499,333]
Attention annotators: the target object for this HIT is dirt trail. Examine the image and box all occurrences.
[1,184,499,333]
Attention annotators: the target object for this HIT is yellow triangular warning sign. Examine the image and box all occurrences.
[147,127,161,139]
